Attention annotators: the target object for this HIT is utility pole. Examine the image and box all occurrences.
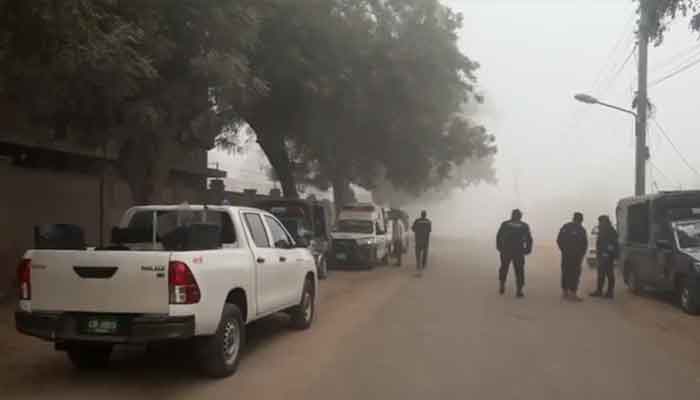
[635,0,650,196]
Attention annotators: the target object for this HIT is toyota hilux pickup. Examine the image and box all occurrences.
[15,204,317,377]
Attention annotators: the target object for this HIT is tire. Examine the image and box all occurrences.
[627,264,643,295]
[678,278,700,315]
[290,278,315,330]
[318,256,328,280]
[195,304,245,378]
[66,342,113,370]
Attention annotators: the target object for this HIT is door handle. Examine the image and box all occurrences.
[257,257,265,264]
[280,256,287,262]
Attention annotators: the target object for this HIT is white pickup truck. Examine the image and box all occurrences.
[15,205,317,377]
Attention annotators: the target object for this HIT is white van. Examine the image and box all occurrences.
[330,203,390,268]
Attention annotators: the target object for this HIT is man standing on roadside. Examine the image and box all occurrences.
[590,215,619,299]
[557,212,588,301]
[412,210,432,275]
[496,209,533,297]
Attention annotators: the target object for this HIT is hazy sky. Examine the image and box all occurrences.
[211,0,700,240]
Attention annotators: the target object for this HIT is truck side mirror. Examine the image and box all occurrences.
[295,237,310,248]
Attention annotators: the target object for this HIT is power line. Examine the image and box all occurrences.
[590,11,638,94]
[602,43,638,90]
[650,117,700,180]
[649,55,700,87]
[651,43,700,72]
[649,159,681,189]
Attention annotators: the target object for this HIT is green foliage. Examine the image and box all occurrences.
[641,0,700,44]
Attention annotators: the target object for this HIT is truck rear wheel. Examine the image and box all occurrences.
[290,278,315,330]
[66,342,113,369]
[679,278,700,315]
[195,304,245,378]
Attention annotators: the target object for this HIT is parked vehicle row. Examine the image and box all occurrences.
[15,199,411,377]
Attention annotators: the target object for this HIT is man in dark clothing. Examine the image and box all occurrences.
[590,215,619,299]
[557,212,588,301]
[496,209,533,297]
[412,211,432,274]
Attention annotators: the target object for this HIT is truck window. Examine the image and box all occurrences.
[628,202,650,245]
[244,213,270,248]
[265,216,293,249]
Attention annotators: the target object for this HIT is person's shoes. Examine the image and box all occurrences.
[499,282,505,295]
[562,291,570,300]
[589,291,603,298]
[570,293,584,302]
[605,292,614,299]
[516,291,524,298]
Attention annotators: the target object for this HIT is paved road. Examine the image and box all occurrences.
[2,239,700,399]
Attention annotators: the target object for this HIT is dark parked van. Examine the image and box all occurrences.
[617,191,700,314]
[253,198,334,279]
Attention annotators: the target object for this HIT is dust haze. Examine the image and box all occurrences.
[211,0,700,242]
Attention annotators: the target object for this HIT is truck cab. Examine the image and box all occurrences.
[617,191,700,314]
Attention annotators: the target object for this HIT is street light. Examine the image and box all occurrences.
[573,92,646,196]
[573,93,637,118]
[574,93,598,104]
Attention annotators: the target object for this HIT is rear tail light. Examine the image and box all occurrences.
[17,259,31,300]
[168,261,200,304]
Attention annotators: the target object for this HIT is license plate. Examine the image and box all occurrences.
[336,253,347,261]
[84,317,118,335]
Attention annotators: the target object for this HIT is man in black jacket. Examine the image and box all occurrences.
[557,212,588,301]
[496,209,533,297]
[590,215,619,299]
[412,211,432,275]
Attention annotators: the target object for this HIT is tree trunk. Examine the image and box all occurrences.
[118,135,173,205]
[332,172,355,210]
[257,134,299,199]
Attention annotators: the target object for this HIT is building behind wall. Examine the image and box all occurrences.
[0,134,226,301]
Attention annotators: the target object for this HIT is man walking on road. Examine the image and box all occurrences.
[412,210,432,275]
[497,209,533,297]
[557,212,588,301]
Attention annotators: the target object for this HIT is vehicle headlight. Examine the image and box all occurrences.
[356,237,375,246]
[694,262,700,273]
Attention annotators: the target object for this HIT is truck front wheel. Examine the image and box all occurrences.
[196,304,245,378]
[679,278,700,315]
[66,342,113,369]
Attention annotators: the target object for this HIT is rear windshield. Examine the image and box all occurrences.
[123,209,237,250]
[336,220,374,234]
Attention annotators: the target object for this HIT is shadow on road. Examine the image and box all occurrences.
[1,312,308,398]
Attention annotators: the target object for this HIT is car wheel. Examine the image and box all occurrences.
[679,278,700,315]
[66,342,113,370]
[627,265,643,295]
[290,278,315,330]
[195,304,245,378]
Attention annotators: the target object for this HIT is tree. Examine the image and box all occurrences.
[640,0,700,44]
[0,0,264,203]
[291,0,495,206]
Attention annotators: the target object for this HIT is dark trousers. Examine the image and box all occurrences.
[499,252,525,289]
[560,253,583,292]
[415,244,429,270]
[596,255,615,294]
